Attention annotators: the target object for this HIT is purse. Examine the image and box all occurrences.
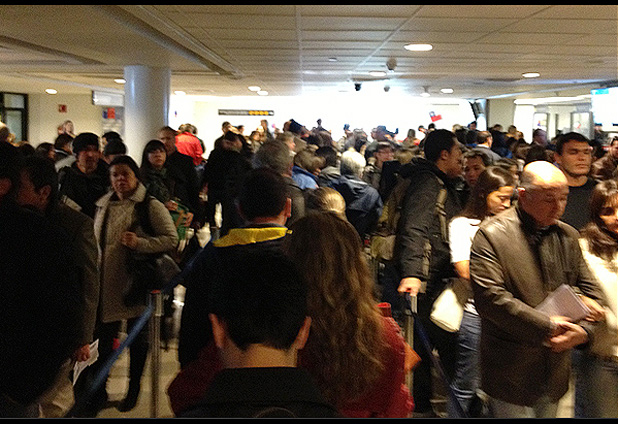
[124,196,180,307]
[430,278,470,332]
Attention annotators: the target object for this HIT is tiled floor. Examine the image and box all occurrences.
[97,340,180,418]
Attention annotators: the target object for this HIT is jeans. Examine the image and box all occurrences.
[447,308,481,418]
[488,395,558,418]
[573,349,618,418]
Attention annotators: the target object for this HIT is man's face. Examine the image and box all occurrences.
[16,170,48,212]
[374,147,394,166]
[158,130,176,156]
[444,143,464,178]
[463,156,486,187]
[76,145,100,174]
[555,140,592,179]
[521,183,569,227]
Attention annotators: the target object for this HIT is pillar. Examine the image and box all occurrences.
[123,65,171,159]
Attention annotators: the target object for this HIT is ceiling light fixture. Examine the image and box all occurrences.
[257,90,268,96]
[404,43,433,52]
[248,86,261,92]
[440,88,454,94]
[522,72,540,78]
[114,78,126,84]
[328,57,338,62]
[45,88,57,95]
[174,91,186,96]
[369,71,387,77]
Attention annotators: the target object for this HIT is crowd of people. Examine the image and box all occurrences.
[0,115,617,418]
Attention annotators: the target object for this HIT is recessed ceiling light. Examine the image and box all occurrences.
[328,57,338,62]
[114,78,126,84]
[257,90,268,96]
[440,88,454,94]
[522,72,540,78]
[248,86,261,92]
[174,91,186,96]
[404,43,433,52]
[420,92,431,97]
[369,71,387,77]
[45,88,57,95]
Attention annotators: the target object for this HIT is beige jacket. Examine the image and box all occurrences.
[94,184,178,323]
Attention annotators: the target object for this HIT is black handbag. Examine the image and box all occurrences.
[124,196,179,306]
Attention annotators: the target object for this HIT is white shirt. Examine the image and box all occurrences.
[449,216,481,313]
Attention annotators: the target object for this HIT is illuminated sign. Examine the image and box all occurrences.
[218,109,274,116]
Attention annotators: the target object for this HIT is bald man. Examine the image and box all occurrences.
[469,160,606,418]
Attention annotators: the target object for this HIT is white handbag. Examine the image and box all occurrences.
[430,278,470,332]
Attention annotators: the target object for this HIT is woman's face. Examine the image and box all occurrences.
[148,148,166,169]
[599,200,618,235]
[486,185,514,216]
[110,164,139,198]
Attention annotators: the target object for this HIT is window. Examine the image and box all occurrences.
[0,92,28,142]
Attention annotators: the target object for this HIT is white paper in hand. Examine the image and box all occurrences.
[72,339,99,386]
[535,284,590,322]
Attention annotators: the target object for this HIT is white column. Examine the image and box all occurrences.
[123,65,171,159]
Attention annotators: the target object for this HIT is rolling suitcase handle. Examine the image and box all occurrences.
[404,294,469,418]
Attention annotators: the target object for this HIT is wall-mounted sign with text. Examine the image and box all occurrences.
[218,109,274,116]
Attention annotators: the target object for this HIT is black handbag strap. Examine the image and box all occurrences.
[133,195,156,236]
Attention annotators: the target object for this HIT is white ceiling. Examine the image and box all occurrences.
[0,4,616,100]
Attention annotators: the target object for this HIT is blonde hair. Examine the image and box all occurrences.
[284,212,386,406]
[306,187,346,219]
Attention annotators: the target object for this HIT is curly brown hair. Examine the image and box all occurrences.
[283,212,386,407]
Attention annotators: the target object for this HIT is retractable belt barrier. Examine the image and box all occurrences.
[66,249,202,418]
[405,294,468,419]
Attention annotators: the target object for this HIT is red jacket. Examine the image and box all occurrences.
[175,132,203,166]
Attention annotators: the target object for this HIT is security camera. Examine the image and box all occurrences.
[384,85,391,92]
[386,57,397,72]
[354,83,362,91]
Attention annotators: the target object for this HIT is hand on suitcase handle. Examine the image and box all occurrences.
[405,293,418,315]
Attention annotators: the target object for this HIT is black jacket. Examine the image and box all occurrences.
[165,150,201,216]
[0,201,82,405]
[178,225,288,368]
[180,367,339,418]
[394,158,462,306]
[58,160,109,219]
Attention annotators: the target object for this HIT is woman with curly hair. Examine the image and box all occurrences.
[284,212,414,417]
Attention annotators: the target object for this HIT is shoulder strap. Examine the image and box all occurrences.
[434,175,448,243]
[134,195,156,236]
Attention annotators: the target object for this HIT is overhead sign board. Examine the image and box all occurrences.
[218,109,274,116]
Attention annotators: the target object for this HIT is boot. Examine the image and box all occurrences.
[117,382,140,412]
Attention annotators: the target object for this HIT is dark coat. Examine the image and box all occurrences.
[58,160,109,219]
[165,150,201,216]
[50,202,99,345]
[284,176,305,226]
[0,201,82,405]
[470,205,606,406]
[180,367,339,418]
[178,225,288,368]
[394,158,462,307]
[329,173,383,239]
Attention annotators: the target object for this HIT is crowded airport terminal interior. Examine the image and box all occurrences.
[1,4,618,419]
